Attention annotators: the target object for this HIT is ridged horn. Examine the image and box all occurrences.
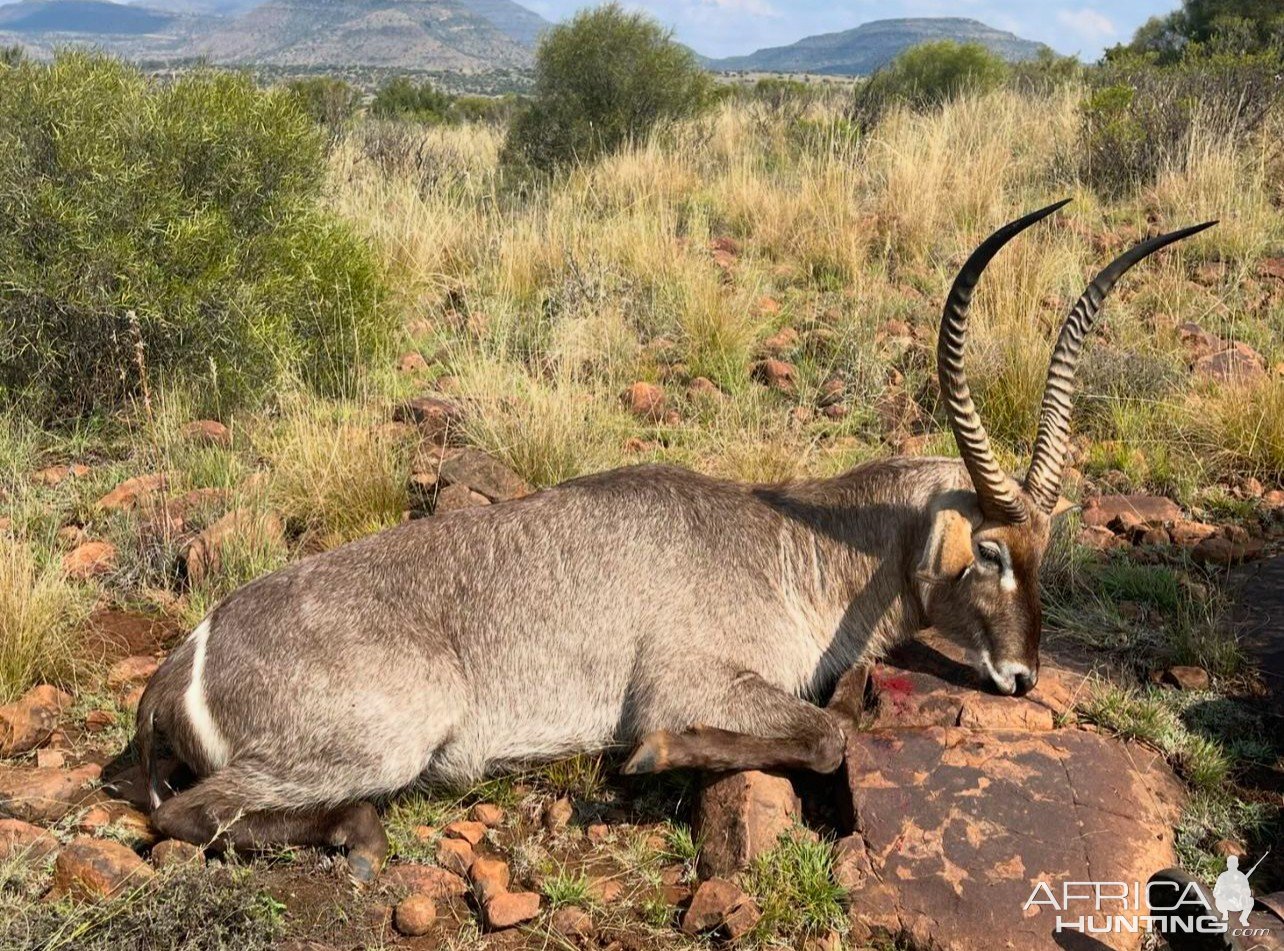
[1023,220,1217,513]
[939,200,1071,524]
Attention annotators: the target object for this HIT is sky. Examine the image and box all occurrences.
[518,0,1184,61]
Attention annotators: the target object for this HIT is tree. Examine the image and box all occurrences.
[851,40,1010,128]
[1124,0,1284,60]
[502,3,713,171]
[371,77,454,123]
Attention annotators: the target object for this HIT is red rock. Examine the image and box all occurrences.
[1258,256,1284,281]
[62,540,117,579]
[33,463,91,486]
[1079,525,1126,552]
[56,525,86,548]
[394,894,437,936]
[543,797,573,833]
[184,508,285,586]
[1177,321,1221,359]
[750,358,796,392]
[1081,494,1182,530]
[586,823,610,844]
[435,837,474,876]
[1192,532,1264,565]
[468,855,510,902]
[1264,489,1284,509]
[35,749,64,769]
[875,390,924,435]
[681,878,746,935]
[1194,343,1267,384]
[398,352,429,375]
[51,836,153,899]
[181,420,232,448]
[97,473,166,511]
[433,483,491,514]
[724,898,762,939]
[470,803,504,828]
[756,296,782,316]
[687,377,721,399]
[0,685,72,756]
[876,319,913,343]
[382,864,468,900]
[1213,838,1247,858]
[817,377,845,407]
[1169,519,1219,548]
[107,655,159,690]
[695,771,800,878]
[76,801,154,845]
[760,327,799,356]
[443,819,486,845]
[0,818,59,862]
[483,890,541,929]
[393,396,465,445]
[84,710,118,734]
[709,236,740,257]
[550,905,593,938]
[437,449,529,502]
[621,382,666,422]
[150,838,205,868]
[1160,666,1211,691]
[587,876,623,903]
[1235,477,1265,500]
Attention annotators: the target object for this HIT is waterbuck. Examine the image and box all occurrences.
[137,202,1211,879]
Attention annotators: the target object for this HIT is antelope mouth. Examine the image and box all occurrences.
[977,649,1038,697]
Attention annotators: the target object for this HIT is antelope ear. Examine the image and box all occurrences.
[1051,496,1078,519]
[917,506,976,584]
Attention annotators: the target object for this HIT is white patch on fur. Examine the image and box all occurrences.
[1000,567,1018,592]
[184,618,231,770]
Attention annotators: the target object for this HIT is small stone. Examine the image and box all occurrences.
[412,824,435,841]
[51,836,153,899]
[433,483,491,513]
[587,876,623,903]
[470,803,504,828]
[437,448,529,503]
[468,855,510,902]
[756,296,782,317]
[35,749,64,769]
[33,463,91,486]
[709,236,740,257]
[750,359,796,392]
[56,525,86,548]
[150,838,205,869]
[586,823,610,845]
[181,420,232,448]
[62,540,117,579]
[107,655,160,690]
[483,890,541,930]
[1079,525,1126,552]
[0,684,72,756]
[398,352,429,375]
[543,797,573,834]
[443,819,487,845]
[393,395,465,445]
[0,818,59,862]
[435,837,474,876]
[1213,839,1247,858]
[382,864,468,900]
[550,905,594,938]
[622,382,666,422]
[84,710,118,734]
[1262,489,1284,509]
[393,894,437,936]
[1170,519,1219,549]
[696,771,800,878]
[1192,532,1264,566]
[724,898,762,939]
[821,404,848,420]
[1161,666,1211,691]
[184,509,285,587]
[97,473,166,511]
[1235,477,1264,500]
[817,377,845,407]
[687,377,721,399]
[681,878,746,935]
[760,327,799,356]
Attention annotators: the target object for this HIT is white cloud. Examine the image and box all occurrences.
[1054,7,1117,42]
[702,0,778,14]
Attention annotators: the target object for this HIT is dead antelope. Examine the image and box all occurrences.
[137,202,1211,879]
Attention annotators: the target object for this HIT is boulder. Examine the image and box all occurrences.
[393,396,464,446]
[0,763,101,822]
[393,894,437,936]
[184,508,285,586]
[694,771,800,878]
[0,685,72,757]
[687,377,722,400]
[433,483,491,514]
[621,382,667,422]
[436,449,529,503]
[0,818,59,863]
[62,540,117,579]
[398,352,429,375]
[749,359,796,393]
[181,420,232,448]
[1192,532,1264,566]
[97,473,167,511]
[1194,343,1267,384]
[681,877,750,935]
[1081,494,1182,530]
[483,890,540,930]
[50,836,153,899]
[382,864,468,900]
[1160,665,1211,691]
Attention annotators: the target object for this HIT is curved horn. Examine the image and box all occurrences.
[1024,220,1217,512]
[939,200,1070,524]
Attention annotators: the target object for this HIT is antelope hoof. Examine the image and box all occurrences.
[621,732,672,775]
[346,852,380,885]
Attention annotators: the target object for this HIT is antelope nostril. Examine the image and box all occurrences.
[1013,670,1037,696]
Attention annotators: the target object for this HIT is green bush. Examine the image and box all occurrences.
[286,76,359,130]
[851,40,1010,128]
[502,2,713,172]
[0,53,393,416]
[1125,0,1284,62]
[371,77,455,123]
[1080,49,1283,194]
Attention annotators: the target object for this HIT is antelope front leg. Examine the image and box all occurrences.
[620,672,846,775]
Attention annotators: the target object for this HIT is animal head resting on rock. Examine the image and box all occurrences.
[134,202,1212,880]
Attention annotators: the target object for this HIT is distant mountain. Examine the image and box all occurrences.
[705,17,1048,76]
[454,0,546,46]
[0,0,176,33]
[191,0,540,68]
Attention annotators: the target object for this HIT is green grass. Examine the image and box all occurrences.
[742,833,847,942]
[541,869,594,908]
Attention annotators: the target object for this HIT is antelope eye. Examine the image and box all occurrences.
[977,541,1004,567]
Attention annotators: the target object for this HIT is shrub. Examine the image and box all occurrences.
[371,77,455,123]
[0,53,393,417]
[1125,0,1284,62]
[1080,49,1284,194]
[502,3,713,171]
[286,76,359,129]
[852,40,1010,128]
